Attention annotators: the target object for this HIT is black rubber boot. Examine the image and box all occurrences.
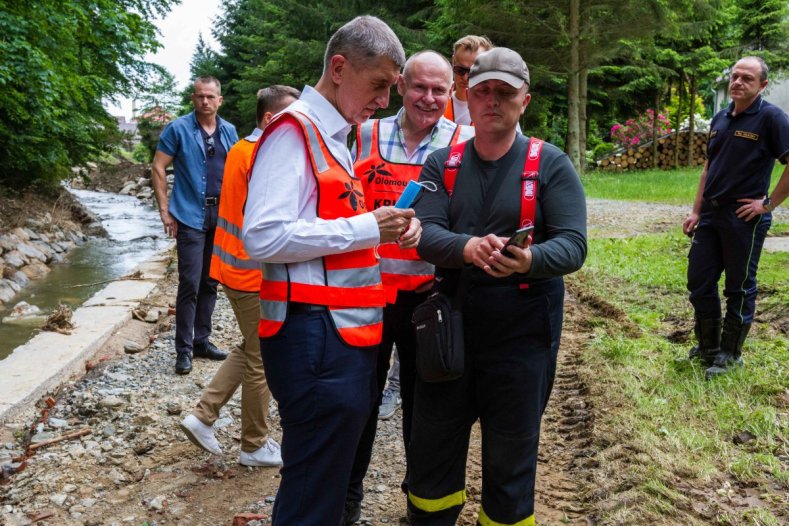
[687,318,721,365]
[705,321,749,380]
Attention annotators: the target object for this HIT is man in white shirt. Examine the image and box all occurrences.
[443,35,493,125]
[242,16,420,526]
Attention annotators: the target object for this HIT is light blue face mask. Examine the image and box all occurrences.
[395,180,438,208]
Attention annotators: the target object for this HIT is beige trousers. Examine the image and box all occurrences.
[193,287,271,452]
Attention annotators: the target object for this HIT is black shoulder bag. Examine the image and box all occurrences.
[412,140,511,383]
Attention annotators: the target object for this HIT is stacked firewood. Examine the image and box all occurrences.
[596,131,708,171]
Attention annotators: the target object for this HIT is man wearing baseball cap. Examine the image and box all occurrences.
[407,47,587,525]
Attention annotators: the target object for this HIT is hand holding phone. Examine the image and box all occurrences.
[500,225,534,257]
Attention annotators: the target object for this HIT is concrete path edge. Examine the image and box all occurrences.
[0,249,172,423]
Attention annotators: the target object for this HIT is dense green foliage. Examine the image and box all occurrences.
[212,0,435,131]
[0,0,176,187]
[2,0,788,184]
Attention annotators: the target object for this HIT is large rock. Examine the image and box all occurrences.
[11,227,29,241]
[17,242,47,263]
[0,280,17,303]
[3,250,28,269]
[9,270,30,287]
[0,233,21,252]
[20,261,50,280]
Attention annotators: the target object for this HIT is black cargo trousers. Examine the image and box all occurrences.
[407,277,564,525]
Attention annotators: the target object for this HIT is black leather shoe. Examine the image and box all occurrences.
[193,341,228,361]
[340,500,361,525]
[175,353,192,375]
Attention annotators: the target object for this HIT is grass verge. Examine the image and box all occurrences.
[571,230,788,525]
[582,163,786,205]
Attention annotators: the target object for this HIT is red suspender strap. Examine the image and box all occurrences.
[443,140,468,197]
[520,137,543,228]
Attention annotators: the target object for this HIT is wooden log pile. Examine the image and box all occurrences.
[596,131,708,171]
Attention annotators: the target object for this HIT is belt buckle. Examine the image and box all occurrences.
[205,196,218,206]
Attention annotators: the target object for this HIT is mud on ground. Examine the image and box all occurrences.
[2,198,787,525]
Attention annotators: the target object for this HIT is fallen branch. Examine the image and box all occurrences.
[28,428,91,452]
[68,270,146,288]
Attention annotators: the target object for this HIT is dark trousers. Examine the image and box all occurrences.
[688,203,770,325]
[407,279,564,525]
[347,290,428,504]
[175,206,219,355]
[260,310,377,526]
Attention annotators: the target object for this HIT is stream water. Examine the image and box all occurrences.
[0,189,172,360]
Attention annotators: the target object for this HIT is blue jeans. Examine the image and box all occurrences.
[688,202,771,324]
[175,206,219,355]
[261,310,376,526]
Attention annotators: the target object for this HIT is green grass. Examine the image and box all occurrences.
[572,230,789,525]
[582,162,786,204]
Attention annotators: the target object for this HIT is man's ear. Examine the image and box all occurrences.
[262,112,274,126]
[329,54,349,85]
[396,74,406,97]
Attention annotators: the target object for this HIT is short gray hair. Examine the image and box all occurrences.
[403,51,452,85]
[323,16,405,73]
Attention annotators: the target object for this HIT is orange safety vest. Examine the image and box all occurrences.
[443,97,455,122]
[250,110,385,348]
[209,133,261,292]
[355,119,464,303]
[443,95,472,126]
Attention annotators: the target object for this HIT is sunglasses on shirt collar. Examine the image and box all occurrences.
[205,136,215,158]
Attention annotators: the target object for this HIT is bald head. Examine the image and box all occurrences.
[403,51,452,85]
[735,56,768,82]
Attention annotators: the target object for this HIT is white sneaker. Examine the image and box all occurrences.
[239,438,283,467]
[179,414,222,455]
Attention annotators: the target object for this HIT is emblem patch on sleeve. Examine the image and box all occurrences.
[734,130,759,141]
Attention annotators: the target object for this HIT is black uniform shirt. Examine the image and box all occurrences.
[414,134,587,287]
[705,96,789,203]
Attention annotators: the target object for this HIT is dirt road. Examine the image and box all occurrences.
[2,198,786,525]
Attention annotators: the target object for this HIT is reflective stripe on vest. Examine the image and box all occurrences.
[209,137,262,292]
[253,110,384,348]
[355,119,463,301]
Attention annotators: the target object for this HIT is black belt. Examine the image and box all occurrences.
[289,302,327,315]
[205,196,219,206]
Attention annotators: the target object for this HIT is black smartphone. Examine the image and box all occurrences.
[501,225,534,257]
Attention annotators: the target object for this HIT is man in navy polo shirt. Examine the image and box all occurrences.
[152,76,239,375]
[683,56,789,379]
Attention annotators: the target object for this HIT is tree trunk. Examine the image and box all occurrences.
[652,90,660,168]
[566,0,581,173]
[674,75,683,169]
[687,75,696,167]
[579,65,588,174]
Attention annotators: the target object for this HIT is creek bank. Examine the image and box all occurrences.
[0,192,99,312]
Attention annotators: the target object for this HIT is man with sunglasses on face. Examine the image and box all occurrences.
[444,35,493,125]
[152,76,239,375]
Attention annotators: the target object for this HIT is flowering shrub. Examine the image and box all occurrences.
[679,113,710,132]
[610,109,672,148]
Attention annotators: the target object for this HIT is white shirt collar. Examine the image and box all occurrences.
[295,85,353,142]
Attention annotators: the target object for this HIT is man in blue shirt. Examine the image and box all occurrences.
[152,76,239,375]
[683,56,789,379]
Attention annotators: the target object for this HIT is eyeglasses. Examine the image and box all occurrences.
[453,65,471,77]
[205,136,215,158]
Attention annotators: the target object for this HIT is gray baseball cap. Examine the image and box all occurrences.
[468,47,530,89]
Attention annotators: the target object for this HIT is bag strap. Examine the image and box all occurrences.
[441,137,545,304]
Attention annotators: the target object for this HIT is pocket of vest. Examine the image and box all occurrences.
[412,292,464,383]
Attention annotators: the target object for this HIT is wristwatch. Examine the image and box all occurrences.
[762,196,774,212]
